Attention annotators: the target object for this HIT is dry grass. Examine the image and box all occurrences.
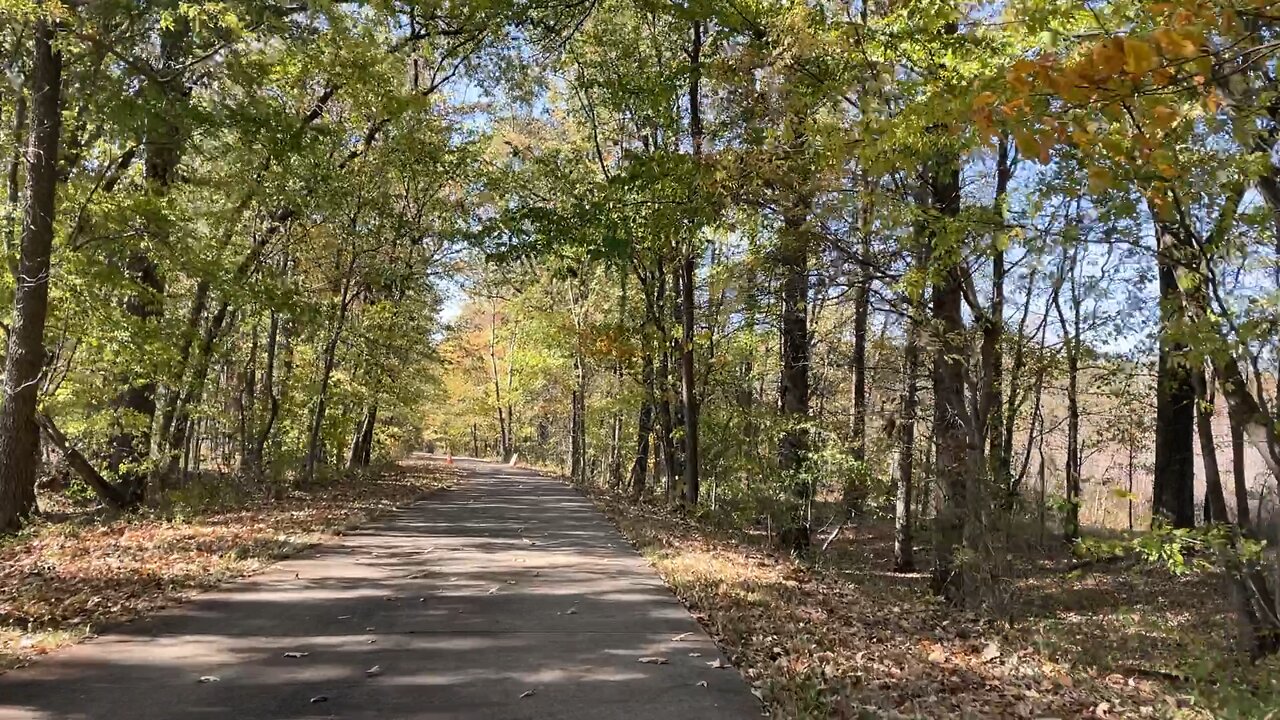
[0,456,456,671]
[587,493,1280,719]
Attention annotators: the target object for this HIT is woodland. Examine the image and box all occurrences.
[3,0,1280,717]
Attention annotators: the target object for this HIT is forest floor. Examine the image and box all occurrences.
[0,456,455,671]
[587,492,1280,719]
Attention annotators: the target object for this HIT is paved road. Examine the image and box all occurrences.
[0,458,760,720]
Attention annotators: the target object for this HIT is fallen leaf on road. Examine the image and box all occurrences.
[367,639,376,644]
[638,657,669,664]
[707,658,730,669]
[506,580,517,585]
[310,695,328,703]
[365,665,383,677]
[689,652,702,657]
[365,627,375,631]
[198,676,220,683]
[283,651,309,658]
[697,680,708,687]
[520,689,537,699]
[337,615,352,619]
[487,586,500,595]
[384,595,401,601]
[671,632,693,642]
[565,607,578,615]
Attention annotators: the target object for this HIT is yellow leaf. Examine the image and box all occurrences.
[1093,39,1127,76]
[1013,130,1042,162]
[1152,28,1198,59]
[1087,166,1113,193]
[1150,105,1179,130]
[1123,38,1158,75]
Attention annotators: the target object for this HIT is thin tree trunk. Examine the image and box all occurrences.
[488,298,511,460]
[655,265,677,497]
[36,411,127,509]
[248,309,279,474]
[0,18,61,532]
[778,197,812,554]
[1052,247,1081,543]
[984,138,1011,484]
[304,263,356,483]
[1127,441,1135,531]
[347,410,369,470]
[680,18,703,508]
[893,299,921,573]
[1230,413,1251,527]
[359,404,376,466]
[4,89,24,278]
[570,351,587,484]
[845,238,869,514]
[1194,369,1230,524]
[630,348,656,501]
[237,325,258,474]
[667,263,685,500]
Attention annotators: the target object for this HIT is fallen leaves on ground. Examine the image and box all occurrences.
[1,457,455,670]
[588,492,1280,719]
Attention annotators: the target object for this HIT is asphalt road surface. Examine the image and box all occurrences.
[0,458,762,720]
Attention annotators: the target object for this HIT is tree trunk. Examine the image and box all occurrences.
[1153,222,1197,528]
[347,409,369,470]
[680,19,703,508]
[236,324,258,474]
[247,309,279,474]
[36,412,128,508]
[927,152,974,603]
[983,138,1010,485]
[893,299,921,573]
[655,265,677,498]
[1052,247,1081,543]
[1230,413,1251,527]
[777,199,812,554]
[629,347,655,501]
[359,405,376,466]
[108,14,188,502]
[569,351,587,484]
[845,239,869,515]
[667,264,685,501]
[1194,369,1231,524]
[0,19,61,532]
[304,267,355,483]
[4,88,24,278]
